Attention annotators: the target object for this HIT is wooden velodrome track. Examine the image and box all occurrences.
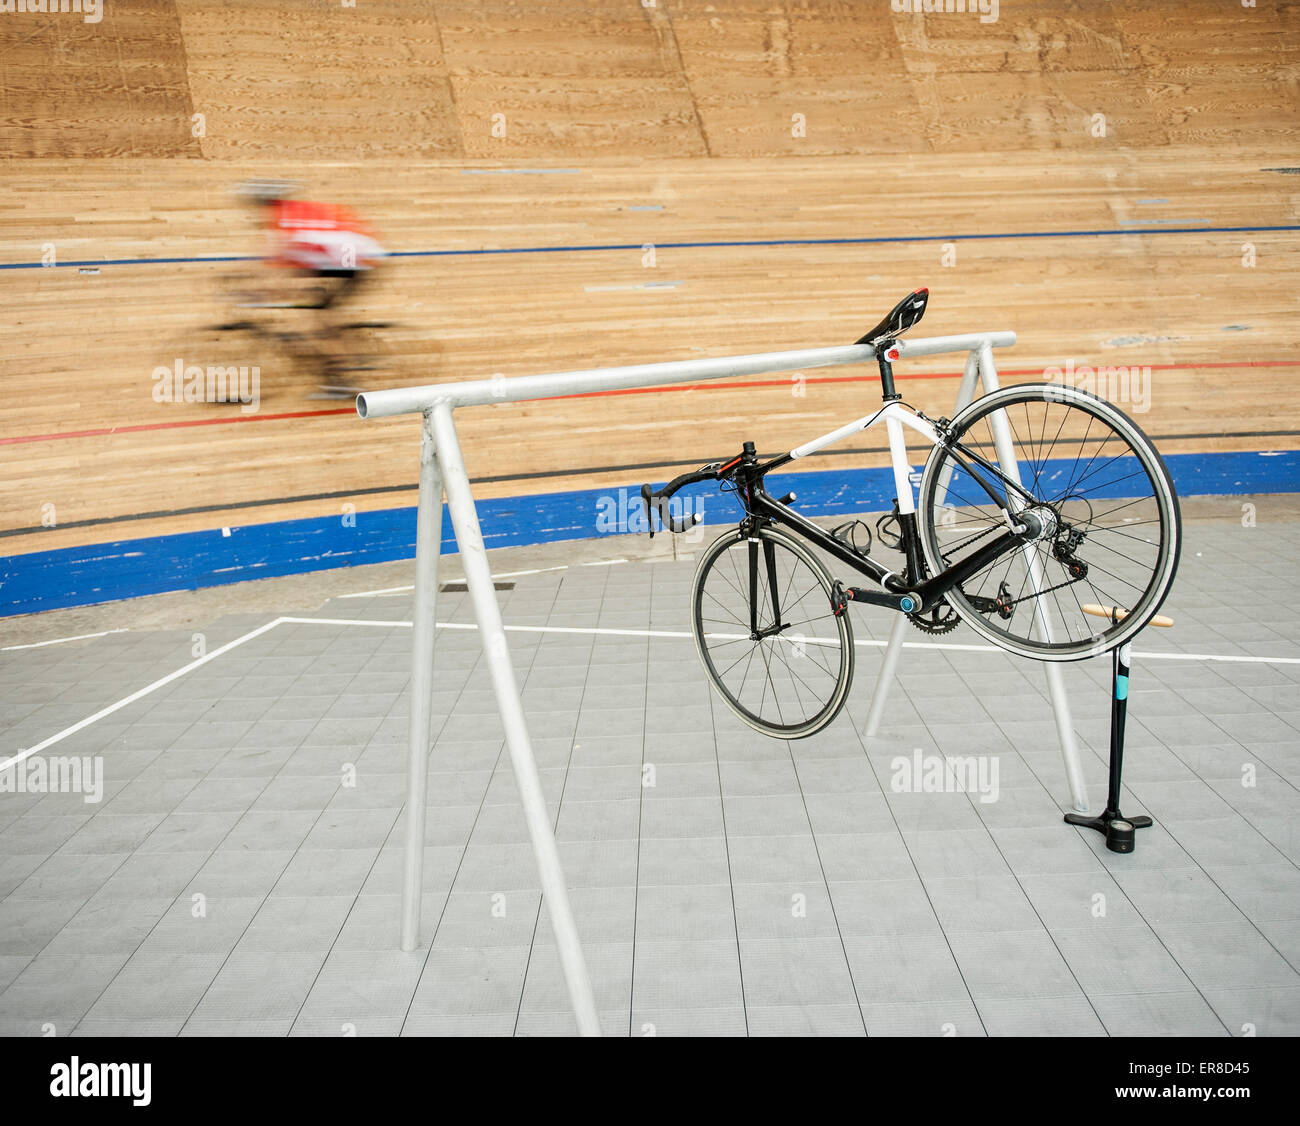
[1,1,1297,593]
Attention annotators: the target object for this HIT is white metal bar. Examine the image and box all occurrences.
[365,325,1076,1029]
[864,612,911,736]
[976,344,1089,813]
[401,412,443,952]
[892,331,1016,358]
[429,403,602,1036]
[1043,662,1086,809]
[356,332,1015,419]
[359,345,867,417]
[954,347,982,413]
[932,349,983,512]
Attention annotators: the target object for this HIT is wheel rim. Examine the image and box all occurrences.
[921,387,1178,659]
[693,528,852,736]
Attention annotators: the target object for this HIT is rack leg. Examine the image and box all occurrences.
[400,411,442,952]
[430,403,601,1036]
[1044,661,1089,814]
[977,349,1089,814]
[864,613,910,737]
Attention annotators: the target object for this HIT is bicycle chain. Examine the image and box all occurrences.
[999,572,1086,608]
[937,520,1086,609]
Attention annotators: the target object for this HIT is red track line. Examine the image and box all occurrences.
[5,358,1299,448]
[0,407,355,447]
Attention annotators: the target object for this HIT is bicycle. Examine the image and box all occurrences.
[640,289,1181,739]
[201,269,403,399]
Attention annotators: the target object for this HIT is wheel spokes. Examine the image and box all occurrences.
[696,534,849,733]
[927,395,1171,654]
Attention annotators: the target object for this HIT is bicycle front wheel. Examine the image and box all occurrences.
[692,525,854,739]
[918,383,1181,661]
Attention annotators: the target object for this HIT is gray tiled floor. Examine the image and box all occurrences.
[2,513,1300,1035]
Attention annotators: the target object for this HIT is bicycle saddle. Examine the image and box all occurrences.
[856,288,929,346]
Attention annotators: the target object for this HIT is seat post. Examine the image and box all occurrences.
[876,344,901,400]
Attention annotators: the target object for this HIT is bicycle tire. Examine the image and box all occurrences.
[692,524,855,739]
[917,383,1181,661]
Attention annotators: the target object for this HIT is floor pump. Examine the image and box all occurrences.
[1064,604,1174,853]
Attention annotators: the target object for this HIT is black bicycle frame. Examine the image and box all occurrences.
[735,449,1034,614]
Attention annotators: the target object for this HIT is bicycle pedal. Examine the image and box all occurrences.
[966,581,1016,619]
[995,580,1015,619]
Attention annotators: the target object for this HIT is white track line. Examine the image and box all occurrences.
[280,617,411,628]
[279,616,694,640]
[1,628,128,652]
[335,585,415,599]
[11,612,1297,768]
[0,618,286,771]
[281,616,1300,663]
[1125,650,1300,664]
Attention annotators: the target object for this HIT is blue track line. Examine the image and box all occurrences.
[3,224,1296,272]
[3,448,1298,616]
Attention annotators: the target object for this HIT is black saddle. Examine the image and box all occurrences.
[856,288,929,347]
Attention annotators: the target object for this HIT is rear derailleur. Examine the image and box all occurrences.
[1051,525,1089,581]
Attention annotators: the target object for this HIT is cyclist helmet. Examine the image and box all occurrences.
[231,179,300,206]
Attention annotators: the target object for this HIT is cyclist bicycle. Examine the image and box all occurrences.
[232,179,387,382]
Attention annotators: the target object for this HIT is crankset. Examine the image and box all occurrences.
[907,600,961,635]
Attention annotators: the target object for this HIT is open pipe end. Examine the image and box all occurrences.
[356,393,370,419]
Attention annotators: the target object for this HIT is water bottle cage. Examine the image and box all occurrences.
[876,506,904,551]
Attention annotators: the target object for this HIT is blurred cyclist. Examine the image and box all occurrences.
[232,179,386,382]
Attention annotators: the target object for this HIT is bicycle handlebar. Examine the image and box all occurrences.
[640,465,720,536]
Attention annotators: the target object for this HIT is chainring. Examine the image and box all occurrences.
[907,600,962,635]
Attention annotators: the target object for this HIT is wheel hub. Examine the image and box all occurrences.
[1017,505,1058,542]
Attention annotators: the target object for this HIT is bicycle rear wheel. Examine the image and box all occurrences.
[918,383,1180,661]
[692,525,854,739]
